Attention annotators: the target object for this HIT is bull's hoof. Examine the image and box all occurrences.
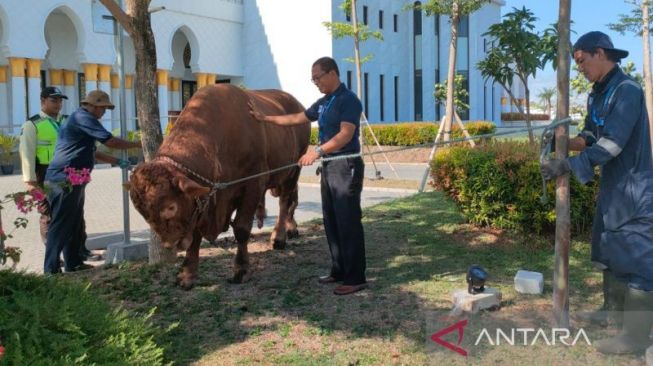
[256,218,264,229]
[272,239,286,250]
[286,229,299,239]
[176,273,197,290]
[229,268,249,284]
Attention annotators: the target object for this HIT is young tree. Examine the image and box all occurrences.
[553,0,572,329]
[99,0,175,264]
[608,0,653,143]
[433,73,470,115]
[479,7,554,143]
[537,86,557,116]
[410,0,489,142]
[323,0,383,102]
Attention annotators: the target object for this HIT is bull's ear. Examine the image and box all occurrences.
[175,176,210,198]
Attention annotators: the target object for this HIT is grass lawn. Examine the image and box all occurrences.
[73,191,645,365]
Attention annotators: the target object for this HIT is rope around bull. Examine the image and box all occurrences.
[158,117,572,191]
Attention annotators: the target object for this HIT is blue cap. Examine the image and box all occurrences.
[573,31,628,60]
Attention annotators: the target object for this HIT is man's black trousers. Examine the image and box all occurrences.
[44,183,86,273]
[320,156,366,285]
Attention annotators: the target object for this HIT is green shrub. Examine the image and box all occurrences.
[309,121,496,146]
[0,270,169,365]
[431,141,598,235]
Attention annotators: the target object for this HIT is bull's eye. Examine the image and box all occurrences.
[160,202,178,220]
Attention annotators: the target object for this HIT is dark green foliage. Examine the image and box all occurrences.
[309,121,496,146]
[431,141,598,235]
[0,271,168,365]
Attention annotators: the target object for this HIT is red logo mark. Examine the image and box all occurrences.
[431,319,468,357]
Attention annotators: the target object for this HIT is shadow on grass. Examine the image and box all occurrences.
[74,192,638,365]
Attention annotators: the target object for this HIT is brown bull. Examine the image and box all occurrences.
[128,84,310,289]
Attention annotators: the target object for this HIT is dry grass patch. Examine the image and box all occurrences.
[71,192,647,365]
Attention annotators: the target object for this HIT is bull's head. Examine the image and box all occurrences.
[128,162,210,250]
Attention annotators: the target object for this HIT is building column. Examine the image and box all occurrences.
[111,73,120,131]
[49,69,63,90]
[167,78,173,113]
[63,70,76,114]
[26,59,42,117]
[98,65,112,131]
[0,66,8,129]
[205,73,216,86]
[157,69,169,132]
[170,78,181,111]
[195,72,207,89]
[125,75,135,130]
[9,58,27,130]
[83,63,98,96]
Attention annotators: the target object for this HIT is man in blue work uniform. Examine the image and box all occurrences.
[250,57,367,295]
[541,31,653,354]
[44,90,140,274]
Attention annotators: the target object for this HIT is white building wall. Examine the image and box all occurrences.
[0,0,503,133]
[243,0,332,109]
[151,0,243,75]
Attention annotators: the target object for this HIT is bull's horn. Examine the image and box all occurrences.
[174,176,211,198]
[122,182,132,191]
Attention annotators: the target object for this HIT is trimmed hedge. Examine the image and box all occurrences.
[430,141,598,235]
[0,271,169,365]
[310,121,496,146]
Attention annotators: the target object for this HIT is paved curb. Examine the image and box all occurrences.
[299,182,418,194]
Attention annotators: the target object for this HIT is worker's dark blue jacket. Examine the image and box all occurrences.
[569,66,653,291]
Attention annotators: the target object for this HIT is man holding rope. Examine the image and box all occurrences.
[541,31,653,355]
[250,56,367,296]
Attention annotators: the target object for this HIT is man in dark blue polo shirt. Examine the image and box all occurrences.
[44,90,141,274]
[250,56,367,295]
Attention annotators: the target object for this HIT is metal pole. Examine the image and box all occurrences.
[115,0,130,244]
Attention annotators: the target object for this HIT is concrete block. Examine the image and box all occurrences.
[514,270,544,294]
[104,239,149,264]
[646,344,652,366]
[451,287,502,314]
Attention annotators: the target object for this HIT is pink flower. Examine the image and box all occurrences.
[65,166,92,186]
[31,189,45,202]
[13,194,30,214]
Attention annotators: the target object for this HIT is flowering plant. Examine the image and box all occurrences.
[64,167,92,185]
[0,166,90,268]
[0,189,44,267]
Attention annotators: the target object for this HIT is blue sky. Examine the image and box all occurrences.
[501,0,646,94]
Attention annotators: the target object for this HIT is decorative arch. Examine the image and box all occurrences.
[42,5,86,68]
[168,25,200,75]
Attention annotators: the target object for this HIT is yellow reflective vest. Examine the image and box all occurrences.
[30,114,66,165]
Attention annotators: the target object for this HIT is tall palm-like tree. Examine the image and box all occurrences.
[537,86,557,116]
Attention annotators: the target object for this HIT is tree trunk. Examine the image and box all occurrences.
[351,0,364,153]
[102,0,176,264]
[524,82,534,143]
[444,1,459,142]
[641,1,653,146]
[553,0,571,329]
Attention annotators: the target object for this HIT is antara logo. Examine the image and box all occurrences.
[431,319,469,357]
[431,320,592,358]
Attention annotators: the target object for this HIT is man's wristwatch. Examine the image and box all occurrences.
[314,146,325,157]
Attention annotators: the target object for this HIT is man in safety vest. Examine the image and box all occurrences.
[19,86,69,245]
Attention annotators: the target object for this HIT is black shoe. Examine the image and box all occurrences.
[67,263,94,272]
[84,253,103,261]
